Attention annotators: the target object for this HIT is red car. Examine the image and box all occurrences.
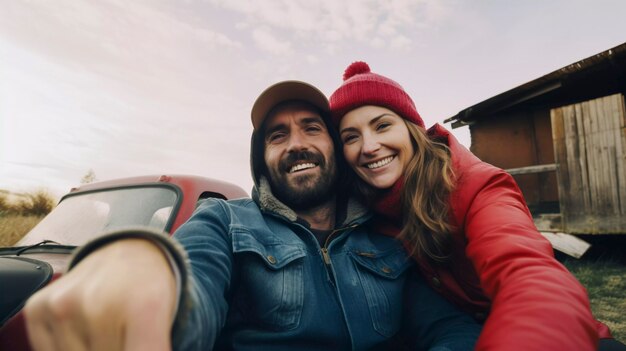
[0,174,248,350]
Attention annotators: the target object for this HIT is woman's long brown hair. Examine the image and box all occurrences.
[399,121,455,263]
[347,119,455,263]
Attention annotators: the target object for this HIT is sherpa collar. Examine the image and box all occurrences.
[251,175,370,226]
[252,176,298,222]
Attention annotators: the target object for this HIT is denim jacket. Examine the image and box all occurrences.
[169,178,480,351]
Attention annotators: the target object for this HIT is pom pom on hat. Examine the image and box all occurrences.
[329,61,424,128]
[343,61,370,81]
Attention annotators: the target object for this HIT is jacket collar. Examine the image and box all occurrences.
[251,175,370,227]
[427,123,482,173]
[252,176,298,222]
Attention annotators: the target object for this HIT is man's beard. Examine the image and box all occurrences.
[268,150,337,211]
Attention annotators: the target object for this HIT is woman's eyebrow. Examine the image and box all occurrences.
[368,113,394,126]
[340,113,394,134]
[339,126,357,135]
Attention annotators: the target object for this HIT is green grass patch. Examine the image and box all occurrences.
[564,258,626,343]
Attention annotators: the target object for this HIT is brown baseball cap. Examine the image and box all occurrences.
[251,80,330,130]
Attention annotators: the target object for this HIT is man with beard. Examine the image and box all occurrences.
[24,81,481,351]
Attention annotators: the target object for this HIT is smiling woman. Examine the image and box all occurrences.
[340,106,415,191]
[328,61,623,350]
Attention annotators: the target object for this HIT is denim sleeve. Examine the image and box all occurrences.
[170,200,234,351]
[401,271,482,351]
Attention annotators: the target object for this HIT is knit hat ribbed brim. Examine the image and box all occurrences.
[329,61,424,128]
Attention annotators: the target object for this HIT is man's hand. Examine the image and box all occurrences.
[24,239,177,351]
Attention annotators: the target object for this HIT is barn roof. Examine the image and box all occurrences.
[444,42,626,129]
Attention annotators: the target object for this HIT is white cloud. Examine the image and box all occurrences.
[203,0,451,54]
[0,1,243,68]
[390,35,412,50]
[183,23,243,49]
[252,27,293,56]
[371,38,385,49]
[306,55,319,64]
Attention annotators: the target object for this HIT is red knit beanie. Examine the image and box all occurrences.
[329,61,424,128]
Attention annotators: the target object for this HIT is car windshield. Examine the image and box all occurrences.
[16,186,178,247]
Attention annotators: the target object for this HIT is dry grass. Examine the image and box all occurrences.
[0,189,55,246]
[6,189,56,216]
[0,214,44,246]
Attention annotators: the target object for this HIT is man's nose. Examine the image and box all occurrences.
[286,132,308,152]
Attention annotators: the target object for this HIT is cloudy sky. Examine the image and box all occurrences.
[1,0,625,198]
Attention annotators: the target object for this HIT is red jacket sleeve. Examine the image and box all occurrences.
[456,165,599,350]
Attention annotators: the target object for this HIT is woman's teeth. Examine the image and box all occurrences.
[366,156,394,169]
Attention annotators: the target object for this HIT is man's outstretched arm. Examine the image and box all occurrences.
[24,237,177,351]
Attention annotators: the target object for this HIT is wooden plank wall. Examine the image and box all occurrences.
[470,111,549,208]
[551,93,626,234]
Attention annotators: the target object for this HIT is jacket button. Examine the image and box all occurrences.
[267,255,277,264]
[431,277,441,288]
[381,266,392,274]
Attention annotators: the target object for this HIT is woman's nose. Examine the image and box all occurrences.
[361,136,380,155]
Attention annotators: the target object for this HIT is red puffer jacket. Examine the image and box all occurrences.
[376,124,609,350]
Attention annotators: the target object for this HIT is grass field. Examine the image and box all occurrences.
[564,257,626,342]
[0,189,54,247]
[0,211,624,343]
[0,214,43,246]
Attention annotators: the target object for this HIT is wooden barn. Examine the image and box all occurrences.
[444,42,626,235]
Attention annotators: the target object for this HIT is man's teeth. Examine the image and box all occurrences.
[289,163,316,173]
[366,156,394,169]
